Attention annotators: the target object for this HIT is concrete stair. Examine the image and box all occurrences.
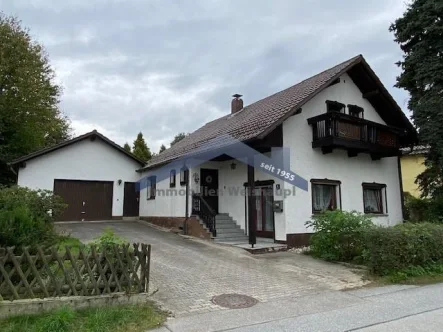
[214,213,248,243]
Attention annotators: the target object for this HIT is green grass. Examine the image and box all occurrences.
[0,303,166,332]
[56,236,84,255]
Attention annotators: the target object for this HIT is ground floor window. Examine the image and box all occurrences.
[311,179,341,213]
[362,183,386,214]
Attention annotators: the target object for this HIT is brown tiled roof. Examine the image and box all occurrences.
[10,130,145,166]
[142,54,412,170]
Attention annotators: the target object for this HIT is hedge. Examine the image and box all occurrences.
[364,223,443,275]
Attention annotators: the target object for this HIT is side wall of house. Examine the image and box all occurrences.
[17,139,141,218]
[282,73,403,243]
[138,170,188,218]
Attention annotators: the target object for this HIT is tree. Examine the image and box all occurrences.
[132,132,151,161]
[0,14,71,184]
[159,144,166,153]
[170,132,187,147]
[123,142,131,153]
[390,0,443,197]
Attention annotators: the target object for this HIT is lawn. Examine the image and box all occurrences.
[0,303,166,332]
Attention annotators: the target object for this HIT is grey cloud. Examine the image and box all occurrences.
[2,0,409,150]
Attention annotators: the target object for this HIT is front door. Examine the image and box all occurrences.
[200,168,219,213]
[123,182,140,217]
[255,186,275,238]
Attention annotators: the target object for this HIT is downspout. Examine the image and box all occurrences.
[397,156,405,221]
[184,168,190,235]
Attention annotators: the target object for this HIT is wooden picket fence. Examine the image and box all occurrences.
[0,243,151,301]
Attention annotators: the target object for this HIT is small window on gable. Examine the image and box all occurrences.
[362,183,386,214]
[326,100,345,113]
[147,176,156,200]
[180,166,189,186]
[348,104,364,118]
[311,179,341,213]
[170,170,176,188]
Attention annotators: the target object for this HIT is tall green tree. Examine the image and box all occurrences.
[159,144,166,153]
[390,0,443,197]
[170,132,187,147]
[132,132,151,161]
[0,14,71,184]
[123,142,131,153]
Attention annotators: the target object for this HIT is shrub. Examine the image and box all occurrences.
[0,186,66,248]
[90,228,129,249]
[364,223,443,275]
[404,192,443,223]
[305,210,374,262]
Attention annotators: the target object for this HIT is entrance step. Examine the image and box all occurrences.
[214,213,248,243]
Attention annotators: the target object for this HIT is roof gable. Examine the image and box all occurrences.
[143,55,416,170]
[10,130,145,166]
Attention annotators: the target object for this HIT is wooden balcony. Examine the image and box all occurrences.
[307,112,405,159]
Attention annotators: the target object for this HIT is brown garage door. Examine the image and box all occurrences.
[54,180,113,221]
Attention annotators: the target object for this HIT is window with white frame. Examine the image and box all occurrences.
[362,183,386,214]
[311,179,341,213]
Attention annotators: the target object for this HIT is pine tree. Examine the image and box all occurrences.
[123,142,131,152]
[390,0,443,197]
[159,144,166,153]
[170,132,187,147]
[132,132,151,161]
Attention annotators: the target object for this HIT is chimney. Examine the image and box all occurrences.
[231,94,243,114]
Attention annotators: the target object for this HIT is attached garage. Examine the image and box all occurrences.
[10,130,145,221]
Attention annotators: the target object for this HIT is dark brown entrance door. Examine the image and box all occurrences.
[200,168,219,213]
[254,186,275,238]
[123,182,139,217]
[54,179,113,221]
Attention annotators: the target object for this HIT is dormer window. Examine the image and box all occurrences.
[326,100,345,113]
[348,104,364,118]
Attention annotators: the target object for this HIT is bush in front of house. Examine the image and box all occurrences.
[363,223,443,275]
[0,186,66,248]
[404,192,443,223]
[305,210,374,262]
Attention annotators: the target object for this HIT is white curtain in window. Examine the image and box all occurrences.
[313,185,333,211]
[364,189,382,212]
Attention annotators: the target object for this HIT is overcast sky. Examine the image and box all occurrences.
[2,0,409,152]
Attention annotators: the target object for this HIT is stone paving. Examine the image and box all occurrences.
[57,221,366,317]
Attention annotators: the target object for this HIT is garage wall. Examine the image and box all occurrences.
[17,139,141,218]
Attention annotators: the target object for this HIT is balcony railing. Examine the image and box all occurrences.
[307,112,404,157]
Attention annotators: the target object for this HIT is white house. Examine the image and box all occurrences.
[12,55,416,247]
[137,55,416,247]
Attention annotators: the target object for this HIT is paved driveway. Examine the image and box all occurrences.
[57,221,366,317]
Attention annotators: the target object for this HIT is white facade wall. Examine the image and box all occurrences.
[17,139,142,217]
[139,170,188,218]
[282,73,403,235]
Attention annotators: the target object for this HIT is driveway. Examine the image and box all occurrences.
[57,221,366,317]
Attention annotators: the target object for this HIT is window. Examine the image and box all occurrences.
[311,179,341,213]
[326,100,345,113]
[180,167,189,186]
[348,104,364,118]
[362,183,386,214]
[147,176,156,200]
[170,170,176,188]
